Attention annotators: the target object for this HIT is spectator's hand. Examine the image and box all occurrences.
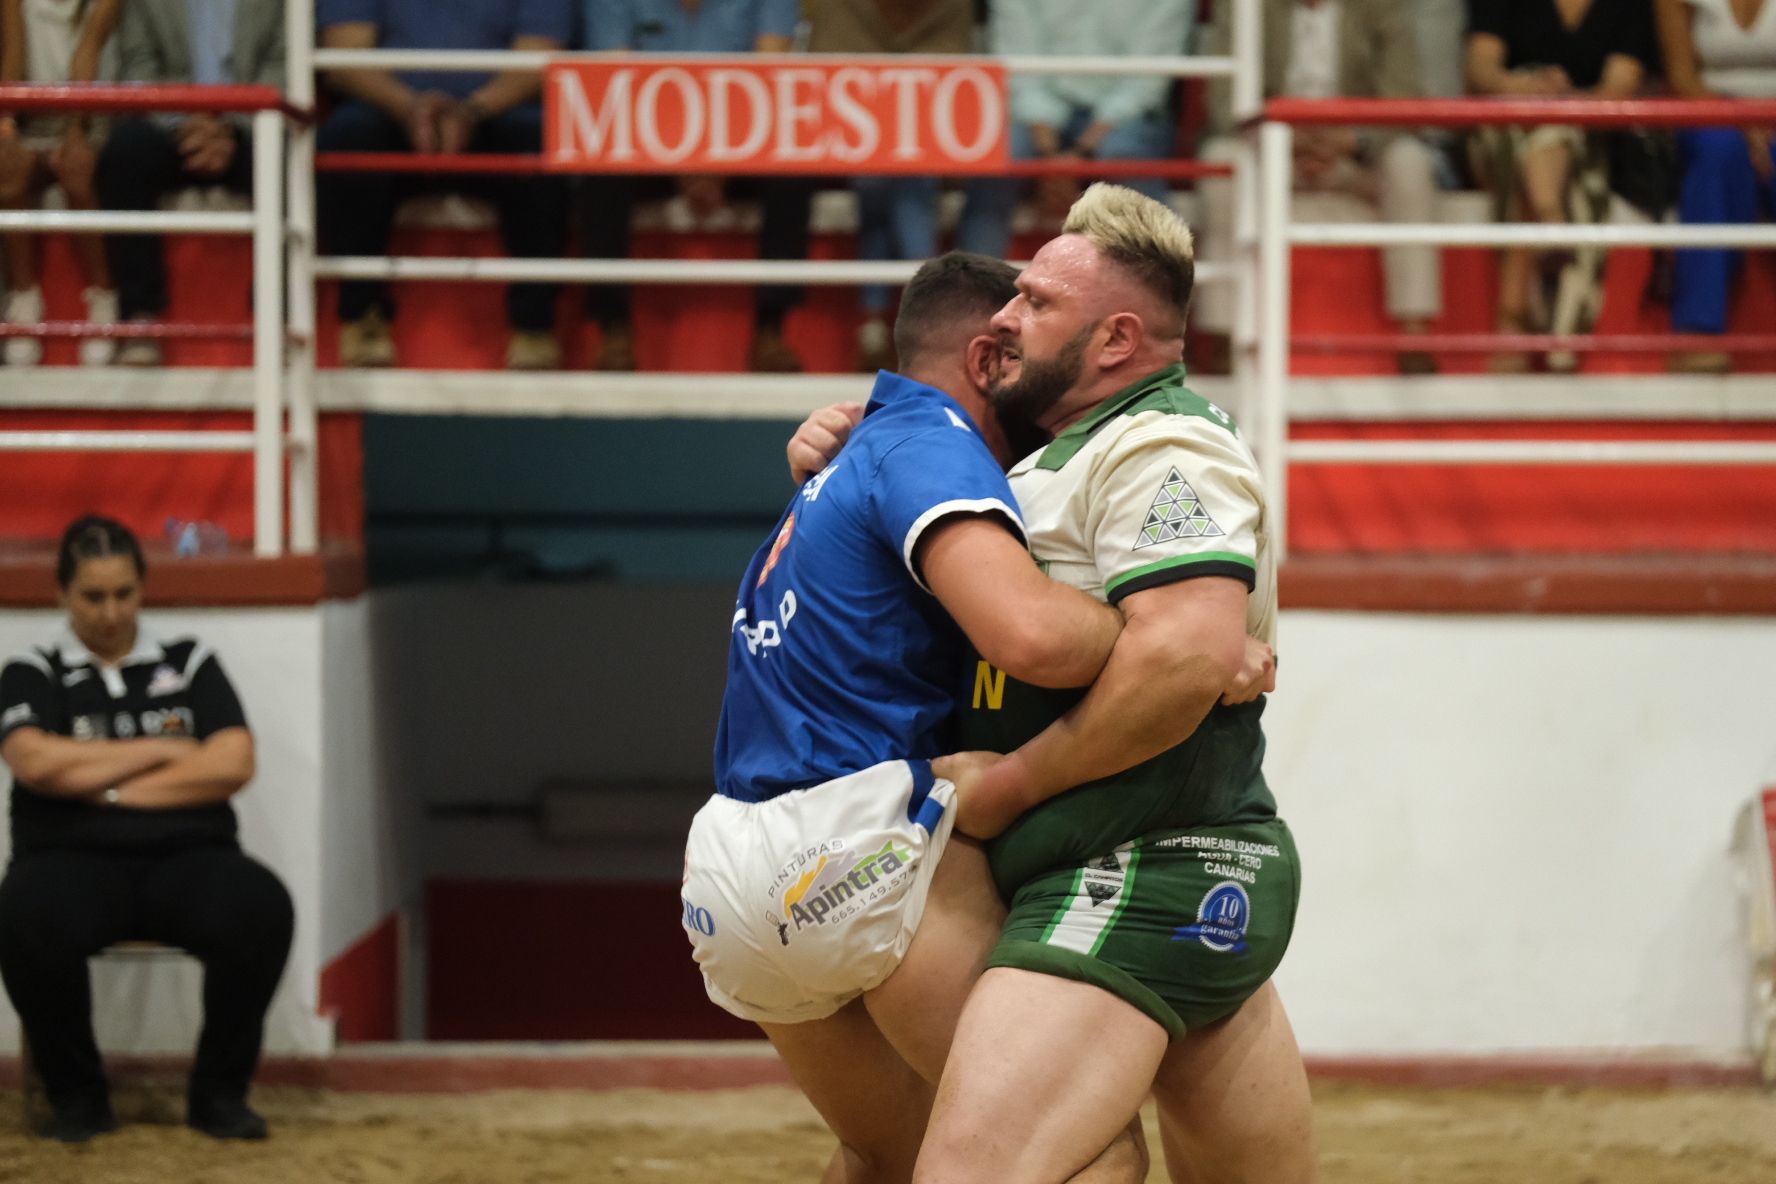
[677,174,727,220]
[931,750,1018,840]
[178,115,236,176]
[1029,122,1062,158]
[405,90,450,153]
[438,99,483,156]
[1748,127,1774,183]
[1508,66,1571,96]
[787,401,863,484]
[1221,637,1277,706]
[49,124,97,205]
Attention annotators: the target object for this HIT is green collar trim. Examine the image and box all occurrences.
[1035,364,1188,471]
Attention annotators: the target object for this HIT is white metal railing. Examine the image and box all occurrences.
[0,91,298,558]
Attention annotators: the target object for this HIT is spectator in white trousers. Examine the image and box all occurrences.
[1194,0,1441,375]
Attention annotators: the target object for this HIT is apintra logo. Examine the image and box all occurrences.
[782,838,913,932]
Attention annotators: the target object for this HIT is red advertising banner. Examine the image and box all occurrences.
[544,57,1008,174]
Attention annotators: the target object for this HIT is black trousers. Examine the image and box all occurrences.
[94,117,257,321]
[0,844,294,1112]
[578,174,817,328]
[316,100,569,332]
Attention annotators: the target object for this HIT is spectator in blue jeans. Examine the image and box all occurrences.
[316,0,574,370]
[956,0,1195,259]
[1654,0,1776,374]
[807,0,976,373]
[579,0,814,373]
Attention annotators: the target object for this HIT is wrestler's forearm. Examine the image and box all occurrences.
[985,625,1226,814]
[985,577,1247,813]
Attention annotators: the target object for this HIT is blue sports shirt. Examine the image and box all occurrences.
[714,372,1024,802]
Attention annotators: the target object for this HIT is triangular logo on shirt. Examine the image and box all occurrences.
[1133,468,1223,550]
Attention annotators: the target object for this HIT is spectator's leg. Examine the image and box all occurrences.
[473,106,567,350]
[578,175,641,329]
[853,175,938,371]
[1093,111,1175,205]
[1672,127,1756,336]
[49,131,120,365]
[138,846,293,1129]
[316,102,408,328]
[752,175,816,371]
[957,121,1038,258]
[1377,135,1443,374]
[95,117,182,321]
[1189,135,1241,372]
[0,850,134,1134]
[0,142,48,367]
[853,174,898,370]
[853,174,898,317]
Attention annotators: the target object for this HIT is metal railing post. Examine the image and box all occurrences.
[287,0,319,555]
[1226,1,1262,430]
[1257,119,1292,563]
[251,108,286,558]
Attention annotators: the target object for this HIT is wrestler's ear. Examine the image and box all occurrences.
[1096,311,1143,368]
[965,334,999,393]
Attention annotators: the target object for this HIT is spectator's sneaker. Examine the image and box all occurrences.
[116,319,164,367]
[4,286,45,367]
[43,1095,117,1144]
[749,326,803,373]
[339,311,396,368]
[857,317,894,373]
[506,330,561,371]
[80,287,120,366]
[593,323,635,371]
[187,1095,268,1141]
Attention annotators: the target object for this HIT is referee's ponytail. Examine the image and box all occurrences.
[56,516,146,589]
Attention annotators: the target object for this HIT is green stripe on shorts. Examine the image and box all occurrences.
[1038,841,1140,957]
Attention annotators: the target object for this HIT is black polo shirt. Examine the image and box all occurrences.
[1466,0,1657,89]
[0,633,249,854]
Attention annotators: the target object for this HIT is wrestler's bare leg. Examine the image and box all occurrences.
[1152,981,1317,1184]
[763,1000,934,1184]
[912,966,1167,1183]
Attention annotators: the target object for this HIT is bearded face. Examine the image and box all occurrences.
[989,322,1095,442]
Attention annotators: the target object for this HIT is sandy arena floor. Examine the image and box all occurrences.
[3,1081,1776,1183]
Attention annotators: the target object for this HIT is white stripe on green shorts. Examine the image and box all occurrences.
[1040,842,1141,957]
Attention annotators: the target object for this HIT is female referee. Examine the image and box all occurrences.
[0,515,293,1142]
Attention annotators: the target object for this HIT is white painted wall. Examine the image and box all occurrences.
[1267,612,1776,1058]
[366,584,1776,1060]
[0,602,395,1056]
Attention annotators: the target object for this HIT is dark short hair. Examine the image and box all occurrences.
[893,252,1020,367]
[56,515,145,589]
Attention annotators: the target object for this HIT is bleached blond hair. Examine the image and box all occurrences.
[1062,183,1195,333]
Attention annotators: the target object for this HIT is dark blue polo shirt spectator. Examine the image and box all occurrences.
[577,0,813,374]
[316,0,576,369]
[582,0,799,52]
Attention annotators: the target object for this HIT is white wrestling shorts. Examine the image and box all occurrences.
[681,758,956,1025]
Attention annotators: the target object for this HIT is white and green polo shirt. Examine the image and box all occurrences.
[1007,363,1276,644]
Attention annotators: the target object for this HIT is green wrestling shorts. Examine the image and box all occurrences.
[984,818,1301,1040]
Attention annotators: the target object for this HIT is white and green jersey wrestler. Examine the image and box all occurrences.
[959,362,1300,1039]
